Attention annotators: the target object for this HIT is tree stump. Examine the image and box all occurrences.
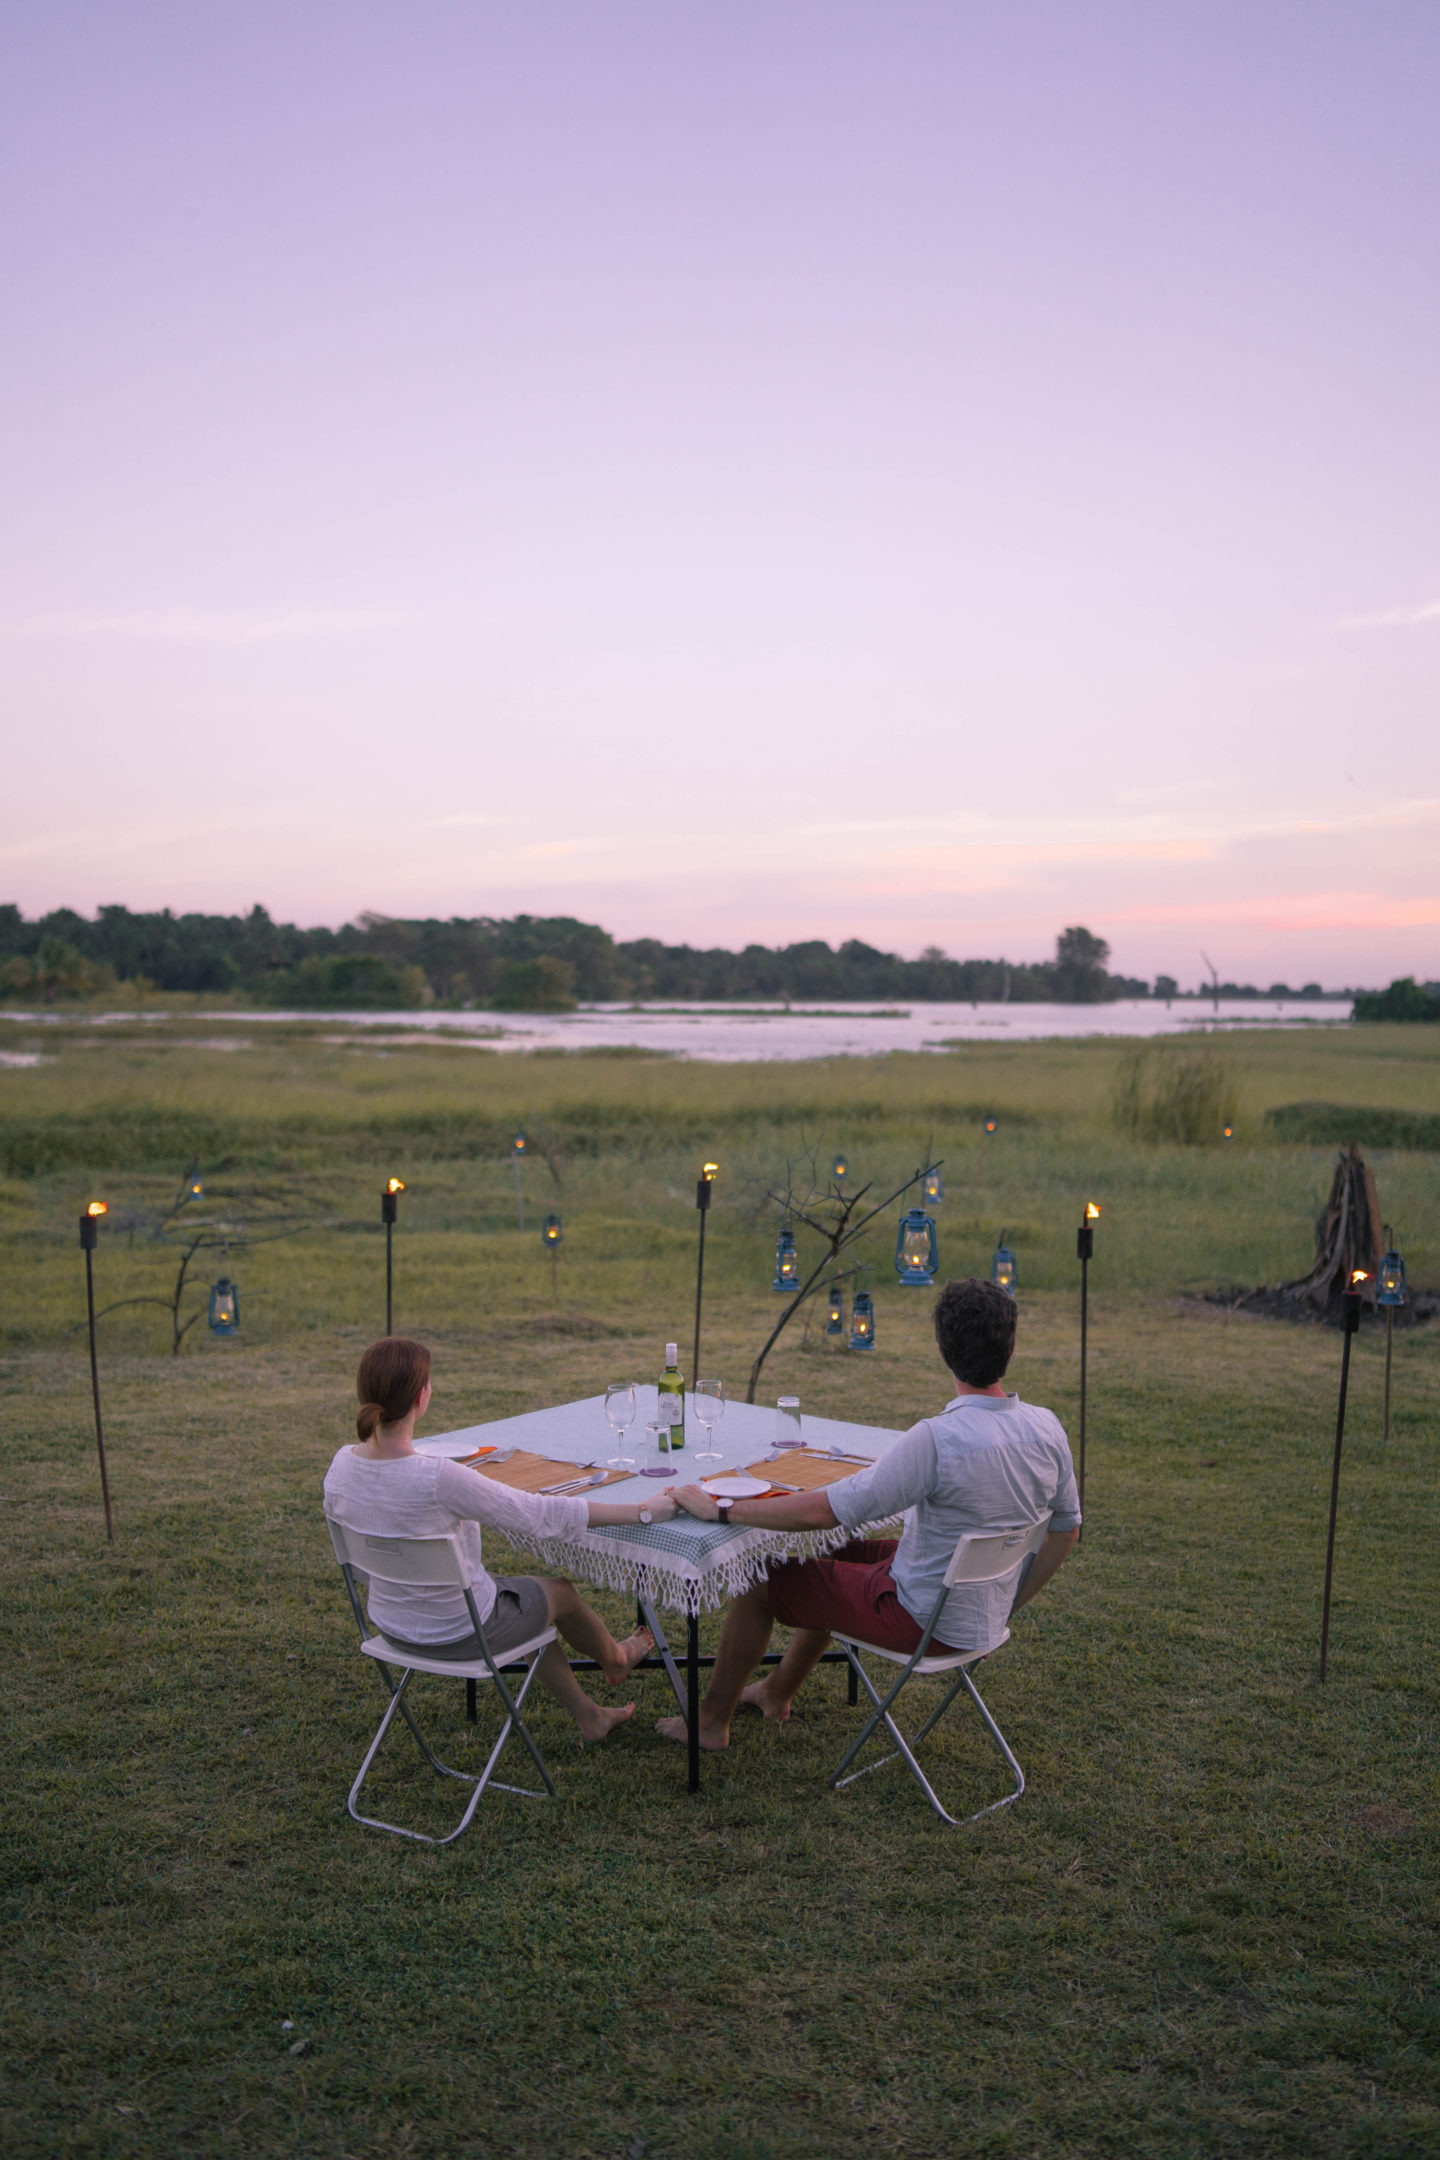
[1273,1143,1383,1318]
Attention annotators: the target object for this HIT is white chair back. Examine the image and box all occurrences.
[326,1516,467,1589]
[943,1516,1052,1589]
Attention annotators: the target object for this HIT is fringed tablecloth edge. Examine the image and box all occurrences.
[517,1514,902,1615]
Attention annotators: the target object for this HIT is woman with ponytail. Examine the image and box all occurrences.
[324,1337,670,1742]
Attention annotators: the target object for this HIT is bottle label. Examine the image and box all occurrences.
[658,1391,682,1425]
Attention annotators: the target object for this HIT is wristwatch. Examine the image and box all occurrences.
[715,1496,734,1522]
[638,1506,653,1524]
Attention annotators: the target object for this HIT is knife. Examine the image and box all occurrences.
[539,1470,607,1495]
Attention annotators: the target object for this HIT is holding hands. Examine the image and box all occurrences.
[669,1484,722,1521]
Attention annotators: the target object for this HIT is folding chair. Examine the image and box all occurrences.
[829,1517,1053,1827]
[327,1517,558,1846]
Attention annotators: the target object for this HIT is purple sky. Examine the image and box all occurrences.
[3,2,1437,988]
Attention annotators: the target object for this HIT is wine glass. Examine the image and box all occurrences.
[693,1378,725,1461]
[604,1382,636,1468]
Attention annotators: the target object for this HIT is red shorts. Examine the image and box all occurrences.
[762,1538,956,1656]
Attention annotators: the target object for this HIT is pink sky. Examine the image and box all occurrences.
[3,2,1438,990]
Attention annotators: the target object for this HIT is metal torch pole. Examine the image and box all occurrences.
[80,1217,113,1542]
[1320,1288,1361,1682]
[1077,1220,1093,1526]
[382,1187,398,1334]
[513,1154,525,1233]
[692,1173,711,1388]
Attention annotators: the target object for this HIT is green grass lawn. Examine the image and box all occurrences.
[2,1019,1437,2158]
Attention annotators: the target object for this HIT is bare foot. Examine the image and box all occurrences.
[739,1679,794,1723]
[600,1627,653,1688]
[576,1700,637,1744]
[655,1714,729,1751]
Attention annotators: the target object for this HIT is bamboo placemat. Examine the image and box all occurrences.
[740,1449,872,1492]
[462,1448,631,1493]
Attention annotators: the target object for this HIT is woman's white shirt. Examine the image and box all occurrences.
[323,1446,588,1643]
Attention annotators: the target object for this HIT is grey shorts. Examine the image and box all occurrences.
[382,1575,552,1663]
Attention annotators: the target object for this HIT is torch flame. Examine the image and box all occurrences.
[86,1200,108,1217]
[702,1161,719,1180]
[1085,1201,1101,1220]
[387,1177,405,1194]
[1351,1268,1369,1285]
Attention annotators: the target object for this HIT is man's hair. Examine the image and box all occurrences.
[932,1277,1017,1387]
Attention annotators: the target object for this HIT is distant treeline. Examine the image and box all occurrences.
[0,903,1334,1009]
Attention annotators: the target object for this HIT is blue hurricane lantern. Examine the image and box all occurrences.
[831,1152,849,1183]
[1377,1242,1407,1307]
[208,1277,240,1336]
[825,1280,845,1335]
[772,1225,800,1293]
[511,1131,527,1157]
[849,1289,875,1350]
[991,1233,1017,1298]
[542,1212,563,1248]
[983,1113,997,1135]
[922,1164,944,1204]
[895,1207,938,1286]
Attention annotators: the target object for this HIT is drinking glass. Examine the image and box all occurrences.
[776,1396,803,1450]
[604,1382,637,1468]
[641,1421,674,1478]
[693,1378,725,1461]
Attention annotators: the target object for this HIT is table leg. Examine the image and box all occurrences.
[638,1592,689,1716]
[687,1612,700,1795]
[466,1677,477,1723]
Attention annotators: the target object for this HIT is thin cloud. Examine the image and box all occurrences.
[1337,599,1440,630]
[1101,892,1440,932]
[0,607,421,644]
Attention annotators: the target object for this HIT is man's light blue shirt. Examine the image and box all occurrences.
[829,1392,1080,1653]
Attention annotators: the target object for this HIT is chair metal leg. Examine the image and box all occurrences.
[830,1645,929,1785]
[829,1646,1025,1828]
[347,1652,555,1846]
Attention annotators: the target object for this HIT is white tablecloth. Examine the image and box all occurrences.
[416,1390,904,1615]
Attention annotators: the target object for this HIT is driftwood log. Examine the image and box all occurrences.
[1274,1143,1384,1316]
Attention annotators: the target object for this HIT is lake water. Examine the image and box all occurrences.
[239,996,1354,1060]
[7,998,1351,1062]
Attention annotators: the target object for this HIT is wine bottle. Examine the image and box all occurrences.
[657,1341,685,1450]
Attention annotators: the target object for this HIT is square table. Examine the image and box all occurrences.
[416,1390,904,1790]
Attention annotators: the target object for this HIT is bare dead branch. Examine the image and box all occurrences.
[744,1157,942,1400]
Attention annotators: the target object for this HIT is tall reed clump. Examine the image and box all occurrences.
[1112,1045,1238,1144]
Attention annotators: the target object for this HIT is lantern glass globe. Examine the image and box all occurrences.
[895,1208,938,1286]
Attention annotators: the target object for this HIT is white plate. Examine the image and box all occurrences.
[701,1474,771,1498]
